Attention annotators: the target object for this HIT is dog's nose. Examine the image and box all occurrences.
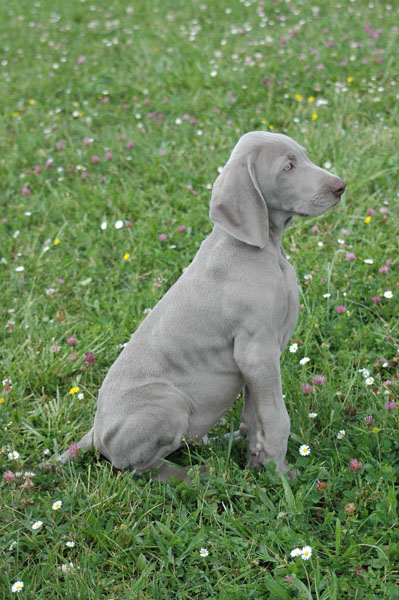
[329,177,346,197]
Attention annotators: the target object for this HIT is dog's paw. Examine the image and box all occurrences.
[286,467,300,480]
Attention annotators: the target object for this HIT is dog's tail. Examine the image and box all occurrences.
[36,427,95,470]
[56,427,95,464]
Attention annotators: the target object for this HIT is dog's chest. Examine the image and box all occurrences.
[279,252,299,348]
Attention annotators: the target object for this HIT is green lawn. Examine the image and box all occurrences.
[1,0,398,597]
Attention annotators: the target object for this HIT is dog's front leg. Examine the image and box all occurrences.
[235,340,291,474]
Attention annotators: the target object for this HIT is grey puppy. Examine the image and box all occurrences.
[56,131,345,481]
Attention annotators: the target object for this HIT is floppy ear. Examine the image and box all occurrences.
[209,153,269,249]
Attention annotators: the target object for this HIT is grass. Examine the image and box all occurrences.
[1,0,399,597]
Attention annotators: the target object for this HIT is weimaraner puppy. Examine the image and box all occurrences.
[55,131,345,481]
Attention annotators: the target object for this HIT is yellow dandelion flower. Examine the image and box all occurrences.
[372,427,381,433]
[123,252,130,260]
[308,96,315,103]
[0,397,5,404]
[29,99,36,105]
[347,76,353,83]
[54,238,60,245]
[69,387,80,395]
[364,216,371,224]
[269,124,275,130]
[294,93,303,101]
[12,111,20,118]
[312,113,318,120]
[261,119,267,124]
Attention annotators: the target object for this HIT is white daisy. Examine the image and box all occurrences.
[52,500,62,510]
[114,220,124,229]
[11,581,24,593]
[337,430,346,439]
[66,541,75,548]
[299,444,311,456]
[8,451,20,460]
[308,412,317,419]
[300,357,310,365]
[289,343,298,353]
[383,290,393,299]
[32,521,43,530]
[365,377,374,386]
[199,547,209,557]
[290,547,302,557]
[301,546,312,560]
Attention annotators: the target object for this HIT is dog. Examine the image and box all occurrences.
[54,131,345,481]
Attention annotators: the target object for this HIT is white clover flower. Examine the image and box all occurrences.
[289,343,298,353]
[337,430,346,439]
[301,546,312,560]
[199,547,209,557]
[32,521,43,530]
[52,500,62,510]
[304,274,312,281]
[299,444,311,456]
[300,357,310,365]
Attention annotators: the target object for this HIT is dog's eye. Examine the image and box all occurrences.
[283,162,294,171]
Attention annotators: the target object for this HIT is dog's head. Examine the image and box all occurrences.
[210,131,346,249]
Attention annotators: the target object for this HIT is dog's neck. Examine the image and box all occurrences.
[268,209,294,249]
